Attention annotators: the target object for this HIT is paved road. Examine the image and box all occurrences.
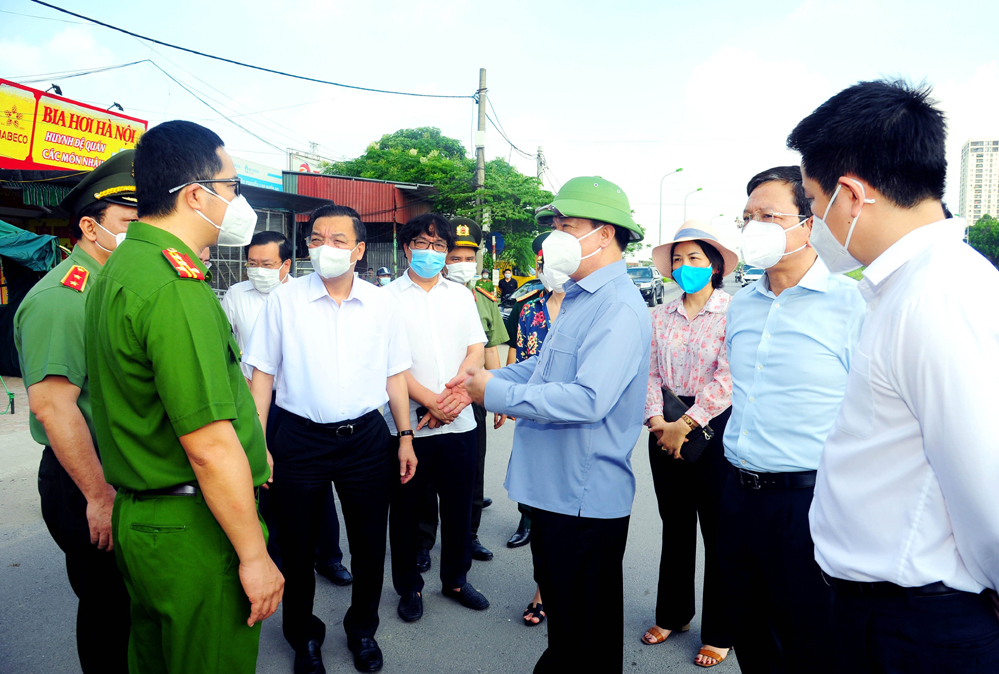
[0,283,745,673]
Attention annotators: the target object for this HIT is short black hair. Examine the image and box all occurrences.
[134,120,225,219]
[308,204,366,243]
[611,224,631,252]
[71,199,109,240]
[747,166,812,218]
[787,79,946,208]
[672,240,725,290]
[399,214,455,249]
[246,230,291,262]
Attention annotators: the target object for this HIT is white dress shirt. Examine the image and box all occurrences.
[383,271,486,437]
[220,280,269,381]
[243,273,412,424]
[810,219,999,593]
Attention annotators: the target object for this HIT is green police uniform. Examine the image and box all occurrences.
[86,221,269,674]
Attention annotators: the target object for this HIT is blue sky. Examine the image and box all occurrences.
[3,0,997,253]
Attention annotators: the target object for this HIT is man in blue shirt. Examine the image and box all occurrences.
[460,177,651,673]
[720,166,865,673]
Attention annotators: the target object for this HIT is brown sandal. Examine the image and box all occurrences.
[695,647,728,667]
[641,623,690,645]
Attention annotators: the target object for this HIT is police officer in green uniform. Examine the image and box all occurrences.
[84,121,283,674]
[13,150,137,674]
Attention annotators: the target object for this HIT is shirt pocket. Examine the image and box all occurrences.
[836,350,874,439]
[540,332,578,383]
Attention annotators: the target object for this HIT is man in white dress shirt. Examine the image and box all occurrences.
[222,230,351,586]
[244,205,418,674]
[385,213,490,624]
[790,79,999,672]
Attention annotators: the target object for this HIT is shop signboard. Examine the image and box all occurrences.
[232,155,282,191]
[0,77,147,171]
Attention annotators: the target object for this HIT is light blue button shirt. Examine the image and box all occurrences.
[484,260,652,519]
[724,258,865,473]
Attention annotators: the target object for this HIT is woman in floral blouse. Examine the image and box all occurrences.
[641,222,738,669]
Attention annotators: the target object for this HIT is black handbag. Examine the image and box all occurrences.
[661,388,714,462]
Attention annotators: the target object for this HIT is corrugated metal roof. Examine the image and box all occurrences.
[286,172,437,224]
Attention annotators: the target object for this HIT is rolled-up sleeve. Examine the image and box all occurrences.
[243,292,283,376]
[385,297,413,376]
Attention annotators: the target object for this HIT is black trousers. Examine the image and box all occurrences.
[648,404,733,646]
[260,398,342,569]
[416,403,488,549]
[530,508,630,673]
[390,430,476,595]
[831,585,999,673]
[716,469,834,674]
[269,408,394,651]
[37,447,130,674]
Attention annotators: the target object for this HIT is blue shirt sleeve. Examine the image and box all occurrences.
[492,356,538,384]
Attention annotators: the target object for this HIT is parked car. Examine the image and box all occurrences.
[499,278,544,321]
[741,264,763,287]
[627,266,664,307]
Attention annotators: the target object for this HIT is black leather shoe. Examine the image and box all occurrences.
[442,582,490,610]
[415,548,431,573]
[471,537,493,561]
[347,637,384,672]
[397,591,423,622]
[482,497,493,509]
[315,561,353,586]
[294,639,326,674]
[506,526,531,548]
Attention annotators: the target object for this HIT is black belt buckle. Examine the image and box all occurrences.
[336,423,354,437]
[738,468,761,490]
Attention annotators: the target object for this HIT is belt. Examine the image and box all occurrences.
[823,573,961,599]
[282,408,379,436]
[135,483,199,497]
[732,466,816,490]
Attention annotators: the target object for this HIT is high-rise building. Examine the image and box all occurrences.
[959,138,999,223]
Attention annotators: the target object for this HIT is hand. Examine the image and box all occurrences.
[398,438,418,484]
[493,413,508,429]
[86,484,117,551]
[658,419,691,459]
[463,366,494,405]
[239,554,285,627]
[438,374,473,416]
[261,449,275,490]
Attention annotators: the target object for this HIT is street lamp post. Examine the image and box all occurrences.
[658,168,683,246]
[710,213,725,226]
[684,188,703,221]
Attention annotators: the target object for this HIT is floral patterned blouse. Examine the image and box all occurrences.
[645,288,732,426]
[515,294,551,363]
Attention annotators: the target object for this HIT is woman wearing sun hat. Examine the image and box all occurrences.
[641,221,738,668]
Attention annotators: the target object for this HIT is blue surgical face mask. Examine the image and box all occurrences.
[672,265,714,294]
[409,249,447,279]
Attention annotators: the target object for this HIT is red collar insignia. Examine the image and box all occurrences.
[60,264,89,292]
[162,249,205,280]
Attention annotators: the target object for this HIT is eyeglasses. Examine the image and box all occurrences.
[168,178,242,197]
[308,235,356,249]
[410,238,448,252]
[740,212,809,228]
[245,261,283,269]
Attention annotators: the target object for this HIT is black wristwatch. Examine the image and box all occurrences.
[399,430,414,438]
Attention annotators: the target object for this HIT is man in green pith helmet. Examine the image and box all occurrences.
[412,217,509,564]
[84,121,283,674]
[13,149,138,674]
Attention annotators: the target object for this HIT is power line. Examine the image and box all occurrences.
[11,60,151,84]
[30,0,476,100]
[486,114,534,160]
[0,7,87,24]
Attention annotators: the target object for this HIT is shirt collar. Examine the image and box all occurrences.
[756,256,830,298]
[666,287,727,317]
[69,244,101,274]
[861,218,963,288]
[398,268,448,292]
[574,259,627,294]
[124,221,208,276]
[307,271,367,304]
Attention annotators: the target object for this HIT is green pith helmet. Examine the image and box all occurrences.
[534,176,643,242]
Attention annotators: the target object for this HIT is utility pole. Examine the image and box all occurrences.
[475,68,487,212]
[537,146,544,181]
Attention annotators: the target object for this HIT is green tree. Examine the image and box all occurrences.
[968,214,999,269]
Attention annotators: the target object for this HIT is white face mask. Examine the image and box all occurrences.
[446,261,478,285]
[542,225,605,276]
[93,221,127,253]
[538,265,568,293]
[809,180,874,274]
[309,244,356,279]
[246,266,282,293]
[191,185,258,247]
[741,219,807,270]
